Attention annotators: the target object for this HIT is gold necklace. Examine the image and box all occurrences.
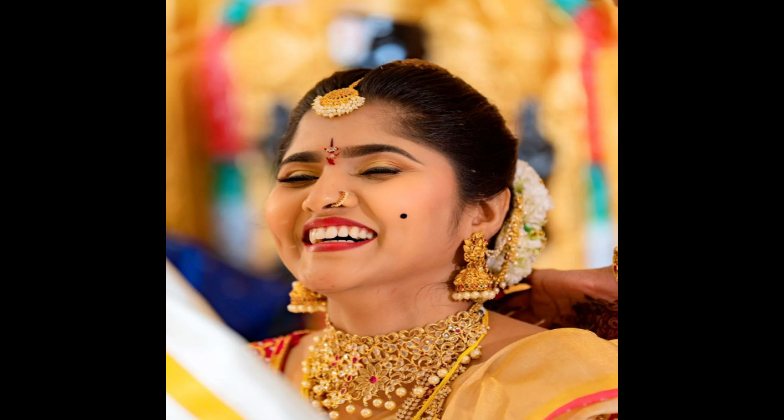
[301,303,489,420]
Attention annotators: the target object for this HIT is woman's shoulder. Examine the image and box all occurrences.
[249,330,311,372]
[478,324,618,385]
[492,327,618,369]
[442,321,618,420]
[483,312,617,364]
[479,311,549,358]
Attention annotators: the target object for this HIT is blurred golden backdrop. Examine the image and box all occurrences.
[166,0,618,274]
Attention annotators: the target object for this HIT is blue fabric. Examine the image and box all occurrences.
[549,0,588,16]
[166,234,304,341]
[223,0,253,26]
[588,163,610,221]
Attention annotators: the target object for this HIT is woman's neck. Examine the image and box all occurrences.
[324,273,473,337]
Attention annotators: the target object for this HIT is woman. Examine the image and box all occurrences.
[252,60,617,420]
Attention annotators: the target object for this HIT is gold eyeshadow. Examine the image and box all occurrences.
[277,158,406,184]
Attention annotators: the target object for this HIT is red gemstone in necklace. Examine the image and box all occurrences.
[370,376,377,383]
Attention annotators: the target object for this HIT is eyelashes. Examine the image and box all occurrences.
[277,167,401,184]
[359,167,401,176]
[277,174,319,183]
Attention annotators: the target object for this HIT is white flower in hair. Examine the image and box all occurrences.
[487,160,553,286]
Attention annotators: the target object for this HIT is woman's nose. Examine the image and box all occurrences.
[301,171,357,213]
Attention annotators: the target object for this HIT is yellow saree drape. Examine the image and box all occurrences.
[442,328,618,420]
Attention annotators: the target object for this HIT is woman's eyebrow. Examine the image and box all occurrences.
[342,144,422,164]
[279,151,321,166]
[280,144,423,166]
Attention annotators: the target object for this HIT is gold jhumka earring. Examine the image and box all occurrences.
[287,281,327,313]
[452,232,499,302]
[452,194,525,302]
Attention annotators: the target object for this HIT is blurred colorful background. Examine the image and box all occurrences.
[166,0,618,341]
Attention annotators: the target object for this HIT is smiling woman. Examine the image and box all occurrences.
[252,60,617,420]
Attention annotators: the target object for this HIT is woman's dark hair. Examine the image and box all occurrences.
[276,59,518,237]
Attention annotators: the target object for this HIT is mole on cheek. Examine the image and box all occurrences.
[400,214,408,219]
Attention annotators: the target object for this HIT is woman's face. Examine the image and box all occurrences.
[266,102,474,294]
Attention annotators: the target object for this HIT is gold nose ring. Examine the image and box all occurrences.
[330,191,348,208]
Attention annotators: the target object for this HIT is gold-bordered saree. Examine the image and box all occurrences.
[252,328,618,420]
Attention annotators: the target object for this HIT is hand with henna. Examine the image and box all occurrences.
[486,266,618,339]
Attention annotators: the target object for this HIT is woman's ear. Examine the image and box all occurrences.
[470,188,511,239]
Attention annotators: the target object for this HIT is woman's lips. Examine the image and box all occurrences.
[304,237,375,252]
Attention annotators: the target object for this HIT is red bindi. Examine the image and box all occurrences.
[324,138,340,165]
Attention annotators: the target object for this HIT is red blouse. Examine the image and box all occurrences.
[249,331,310,372]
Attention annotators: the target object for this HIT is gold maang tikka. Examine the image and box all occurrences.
[312,79,366,118]
[453,193,526,302]
[288,281,327,313]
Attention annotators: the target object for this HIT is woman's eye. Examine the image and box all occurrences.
[360,167,401,177]
[277,174,319,183]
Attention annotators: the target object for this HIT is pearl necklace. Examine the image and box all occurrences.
[301,304,488,420]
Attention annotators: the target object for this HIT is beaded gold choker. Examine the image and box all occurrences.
[302,304,489,420]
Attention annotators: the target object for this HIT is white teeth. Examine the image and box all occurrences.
[325,226,338,239]
[308,225,376,244]
[338,226,349,237]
